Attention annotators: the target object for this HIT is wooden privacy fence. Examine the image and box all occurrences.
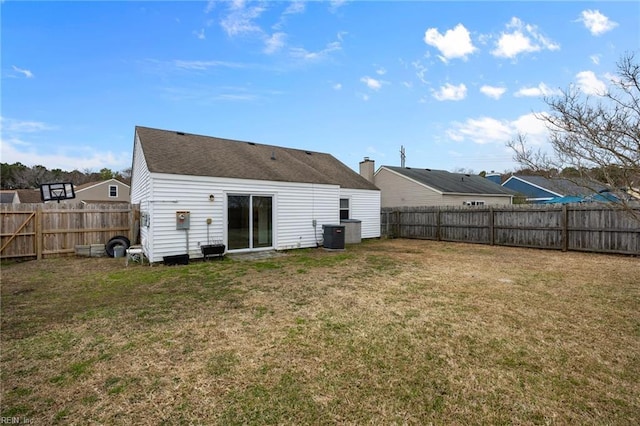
[1,203,139,260]
[381,205,640,256]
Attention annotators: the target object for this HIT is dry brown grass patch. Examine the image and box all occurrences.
[1,239,639,424]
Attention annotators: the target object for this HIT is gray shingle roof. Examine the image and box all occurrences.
[0,192,16,204]
[135,126,378,191]
[513,175,610,197]
[383,166,515,195]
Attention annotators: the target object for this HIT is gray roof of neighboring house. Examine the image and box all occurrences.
[135,126,378,191]
[0,192,16,203]
[383,166,515,195]
[513,175,610,196]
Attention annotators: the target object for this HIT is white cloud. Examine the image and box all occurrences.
[264,32,286,54]
[511,113,549,144]
[284,1,305,15]
[0,117,129,170]
[446,113,548,146]
[332,83,342,90]
[173,60,246,70]
[289,41,341,61]
[480,85,507,100]
[1,137,130,171]
[160,84,269,103]
[204,0,216,14]
[0,117,53,133]
[193,28,206,40]
[412,61,428,84]
[590,54,601,65]
[360,76,383,91]
[424,23,476,62]
[433,83,467,101]
[491,17,559,59]
[376,67,387,76]
[274,1,305,31]
[12,65,34,78]
[447,117,512,144]
[576,70,606,95]
[579,10,618,36]
[220,1,266,36]
[515,82,561,97]
[329,0,347,13]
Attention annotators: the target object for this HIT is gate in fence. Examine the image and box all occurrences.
[1,203,138,260]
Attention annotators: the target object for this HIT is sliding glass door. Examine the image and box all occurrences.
[228,195,273,250]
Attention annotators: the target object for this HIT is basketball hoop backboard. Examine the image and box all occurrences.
[40,182,75,203]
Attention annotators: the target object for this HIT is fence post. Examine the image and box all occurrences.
[436,208,441,241]
[489,206,495,245]
[561,205,568,252]
[386,211,390,238]
[35,204,43,260]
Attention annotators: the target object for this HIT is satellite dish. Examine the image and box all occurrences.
[40,182,75,203]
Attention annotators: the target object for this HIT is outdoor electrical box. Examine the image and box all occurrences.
[176,211,190,230]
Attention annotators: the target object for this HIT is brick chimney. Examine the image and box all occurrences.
[359,157,375,183]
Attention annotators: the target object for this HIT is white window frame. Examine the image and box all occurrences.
[109,185,118,198]
[340,198,350,220]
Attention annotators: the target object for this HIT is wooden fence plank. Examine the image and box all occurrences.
[381,204,640,256]
[1,203,139,260]
[0,212,35,253]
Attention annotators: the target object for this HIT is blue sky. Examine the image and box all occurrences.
[2,1,638,176]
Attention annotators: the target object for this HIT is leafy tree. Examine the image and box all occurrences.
[99,168,114,180]
[1,162,28,189]
[508,51,640,212]
[0,164,133,189]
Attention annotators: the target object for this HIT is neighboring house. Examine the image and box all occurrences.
[130,126,380,262]
[502,175,614,204]
[0,189,44,204]
[17,189,44,203]
[359,158,514,207]
[0,191,18,204]
[70,179,130,204]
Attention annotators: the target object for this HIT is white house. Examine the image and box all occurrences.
[130,126,380,262]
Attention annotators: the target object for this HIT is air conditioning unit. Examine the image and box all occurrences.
[322,224,345,250]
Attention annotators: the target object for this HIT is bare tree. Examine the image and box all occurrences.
[10,165,58,189]
[508,52,640,212]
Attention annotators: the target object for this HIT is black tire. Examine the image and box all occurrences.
[106,236,130,257]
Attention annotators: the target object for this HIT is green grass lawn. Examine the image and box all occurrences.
[1,239,639,424]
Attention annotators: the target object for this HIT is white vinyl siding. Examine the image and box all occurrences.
[340,188,381,239]
[131,131,381,262]
[143,174,341,262]
[130,136,152,205]
[130,137,153,258]
[275,183,338,251]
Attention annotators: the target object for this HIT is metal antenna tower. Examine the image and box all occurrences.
[400,145,406,167]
